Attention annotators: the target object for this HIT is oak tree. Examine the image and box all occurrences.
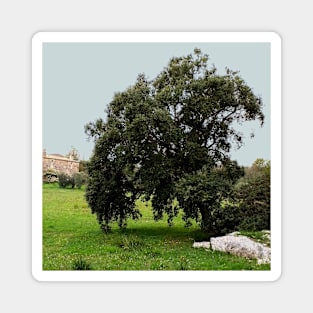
[85,49,264,232]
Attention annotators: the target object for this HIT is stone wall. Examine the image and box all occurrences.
[43,149,80,177]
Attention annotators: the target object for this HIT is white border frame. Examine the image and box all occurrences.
[32,32,281,282]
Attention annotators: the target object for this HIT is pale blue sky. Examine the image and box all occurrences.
[43,42,270,166]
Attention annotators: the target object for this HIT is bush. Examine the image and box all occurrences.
[210,200,241,235]
[58,172,88,189]
[72,257,92,270]
[203,159,270,235]
[235,173,270,231]
[175,161,244,234]
[73,172,84,189]
[58,173,72,188]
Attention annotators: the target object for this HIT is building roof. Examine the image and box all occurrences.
[49,153,65,158]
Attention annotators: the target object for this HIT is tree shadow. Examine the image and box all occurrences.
[112,225,212,241]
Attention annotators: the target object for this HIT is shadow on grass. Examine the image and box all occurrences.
[111,225,213,242]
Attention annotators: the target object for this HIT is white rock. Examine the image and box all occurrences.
[192,241,211,249]
[210,235,271,264]
[227,231,240,236]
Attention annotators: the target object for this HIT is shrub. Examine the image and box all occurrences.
[175,161,244,233]
[58,172,72,188]
[73,172,84,189]
[72,257,92,270]
[58,172,88,189]
[235,173,270,231]
[210,200,241,235]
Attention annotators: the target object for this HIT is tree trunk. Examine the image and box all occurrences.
[200,206,211,233]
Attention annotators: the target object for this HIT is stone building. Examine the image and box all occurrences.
[43,149,80,181]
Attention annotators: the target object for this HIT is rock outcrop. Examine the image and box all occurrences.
[193,231,271,264]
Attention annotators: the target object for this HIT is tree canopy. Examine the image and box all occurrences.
[85,48,265,232]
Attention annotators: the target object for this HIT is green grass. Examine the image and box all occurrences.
[42,183,270,271]
[239,230,271,247]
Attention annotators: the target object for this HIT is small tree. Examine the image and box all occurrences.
[58,172,72,188]
[73,172,84,189]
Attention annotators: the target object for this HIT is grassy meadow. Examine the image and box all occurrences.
[43,183,270,271]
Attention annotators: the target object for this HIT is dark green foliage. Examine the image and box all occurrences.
[175,161,244,234]
[58,172,87,189]
[85,135,142,232]
[79,160,89,174]
[73,172,84,189]
[236,173,270,231]
[235,159,271,231]
[58,172,72,188]
[85,49,265,232]
[210,201,241,235]
[72,257,92,270]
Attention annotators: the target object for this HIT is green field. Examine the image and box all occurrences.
[43,183,270,271]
